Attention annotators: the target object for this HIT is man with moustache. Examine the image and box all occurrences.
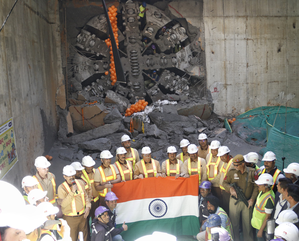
[94,150,121,205]
[115,134,140,169]
[223,154,258,241]
[115,147,133,181]
[260,151,284,193]
[181,144,207,183]
[162,146,183,178]
[176,139,190,162]
[134,146,162,179]
[33,156,57,205]
[91,206,113,241]
[283,163,299,185]
[57,165,91,241]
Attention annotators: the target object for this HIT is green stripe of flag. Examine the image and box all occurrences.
[116,216,200,240]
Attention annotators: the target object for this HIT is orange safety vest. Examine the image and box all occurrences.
[140,159,157,178]
[62,179,86,216]
[115,161,133,181]
[165,159,181,176]
[187,158,202,183]
[97,165,117,197]
[82,169,99,202]
[33,174,56,204]
[219,158,233,190]
[126,148,137,169]
[261,168,281,190]
[207,155,221,181]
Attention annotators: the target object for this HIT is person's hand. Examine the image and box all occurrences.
[71,182,78,192]
[230,187,237,198]
[175,174,180,179]
[84,207,90,219]
[160,173,166,178]
[257,229,263,238]
[183,174,190,178]
[248,199,254,209]
[122,222,128,231]
[137,174,144,179]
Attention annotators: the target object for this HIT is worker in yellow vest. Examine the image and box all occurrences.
[81,156,99,220]
[205,140,222,200]
[21,175,38,204]
[139,2,146,18]
[134,146,162,179]
[197,133,210,159]
[162,146,183,178]
[181,144,207,184]
[71,162,89,191]
[176,139,190,162]
[222,154,258,241]
[217,146,234,215]
[251,173,275,240]
[33,156,57,206]
[28,189,49,206]
[57,165,91,241]
[115,147,134,181]
[260,151,284,193]
[116,134,140,169]
[94,150,121,206]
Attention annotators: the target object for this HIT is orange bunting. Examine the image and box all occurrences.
[125,100,148,116]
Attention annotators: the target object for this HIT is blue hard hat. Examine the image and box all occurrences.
[95,206,109,217]
[153,70,156,73]
[206,214,221,227]
[142,2,146,7]
[199,181,212,189]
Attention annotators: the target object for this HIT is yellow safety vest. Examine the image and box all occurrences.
[23,195,29,204]
[33,174,56,204]
[81,169,99,202]
[187,158,202,183]
[179,153,184,162]
[126,148,137,169]
[115,161,133,181]
[207,155,221,181]
[251,190,275,230]
[97,165,117,197]
[62,179,86,216]
[165,159,181,176]
[140,159,157,178]
[261,168,281,190]
[217,207,233,236]
[139,5,145,17]
[219,158,233,190]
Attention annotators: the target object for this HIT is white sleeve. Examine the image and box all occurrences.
[40,235,55,241]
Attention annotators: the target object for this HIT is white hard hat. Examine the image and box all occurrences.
[167,146,177,153]
[28,189,48,205]
[71,161,85,171]
[142,146,151,154]
[255,173,274,185]
[210,227,231,241]
[244,152,259,164]
[283,163,299,176]
[217,146,230,157]
[274,222,299,241]
[37,202,59,217]
[116,147,127,155]
[187,144,198,154]
[276,210,299,225]
[82,155,96,167]
[198,133,208,140]
[262,151,276,161]
[21,175,38,188]
[100,150,113,159]
[121,134,131,142]
[180,139,190,148]
[210,140,221,150]
[63,165,76,176]
[34,156,51,168]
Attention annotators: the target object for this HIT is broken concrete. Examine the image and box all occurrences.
[103,108,123,124]
[105,90,130,109]
[78,138,112,152]
[177,102,213,120]
[69,103,109,132]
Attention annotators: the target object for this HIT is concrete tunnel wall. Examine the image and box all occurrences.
[0,0,64,186]
[0,0,298,186]
[169,0,299,116]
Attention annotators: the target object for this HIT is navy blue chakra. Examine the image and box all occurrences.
[148,199,167,218]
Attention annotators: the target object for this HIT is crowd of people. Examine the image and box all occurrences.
[1,133,299,241]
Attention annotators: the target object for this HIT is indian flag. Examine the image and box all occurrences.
[112,175,200,240]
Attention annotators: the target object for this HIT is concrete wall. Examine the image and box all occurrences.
[204,0,299,115]
[0,0,63,186]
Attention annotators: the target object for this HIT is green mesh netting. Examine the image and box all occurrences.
[227,106,299,170]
